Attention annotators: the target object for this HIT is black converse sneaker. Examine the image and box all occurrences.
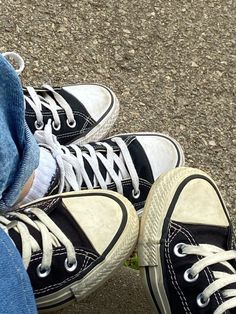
[35,126,185,216]
[3,52,119,145]
[138,167,236,314]
[1,190,139,312]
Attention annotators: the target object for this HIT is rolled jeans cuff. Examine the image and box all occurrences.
[0,124,39,211]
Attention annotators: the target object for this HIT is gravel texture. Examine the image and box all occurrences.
[1,0,235,313]
[48,267,153,314]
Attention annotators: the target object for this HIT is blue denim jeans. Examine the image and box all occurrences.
[0,54,39,210]
[0,54,38,313]
[0,228,37,314]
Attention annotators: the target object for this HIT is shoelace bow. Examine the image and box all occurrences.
[181,243,236,314]
[35,121,140,196]
[2,51,76,130]
[0,208,76,274]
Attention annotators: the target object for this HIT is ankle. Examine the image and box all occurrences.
[15,172,35,205]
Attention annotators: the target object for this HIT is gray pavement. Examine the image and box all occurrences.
[49,267,153,314]
[1,0,235,313]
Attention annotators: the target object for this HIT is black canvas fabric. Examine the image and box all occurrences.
[24,87,97,145]
[160,221,236,314]
[44,166,61,197]
[48,135,155,212]
[8,196,101,298]
[4,191,130,312]
[77,135,155,183]
[157,173,236,314]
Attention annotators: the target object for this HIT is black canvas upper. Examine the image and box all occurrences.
[46,134,155,212]
[8,196,99,297]
[3,192,128,309]
[24,87,97,145]
[157,174,236,314]
[160,221,236,314]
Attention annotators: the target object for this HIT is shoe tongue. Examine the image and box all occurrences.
[72,136,154,188]
[9,223,42,255]
[68,144,108,187]
[24,89,53,114]
[8,199,56,253]
[182,224,232,249]
[8,197,96,256]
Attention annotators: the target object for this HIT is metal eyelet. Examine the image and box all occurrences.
[66,119,76,128]
[24,208,31,214]
[36,264,51,278]
[174,243,187,257]
[52,121,61,131]
[132,189,140,199]
[64,258,77,272]
[184,268,199,283]
[34,120,44,130]
[196,293,210,308]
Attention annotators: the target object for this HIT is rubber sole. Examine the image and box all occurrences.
[138,167,224,314]
[24,190,139,313]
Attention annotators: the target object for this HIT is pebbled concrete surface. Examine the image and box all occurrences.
[48,267,153,314]
[1,0,235,313]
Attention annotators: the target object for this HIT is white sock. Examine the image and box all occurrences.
[22,147,57,204]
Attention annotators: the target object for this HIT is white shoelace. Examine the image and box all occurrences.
[180,243,236,314]
[24,85,76,131]
[2,51,76,131]
[0,208,76,274]
[35,121,140,196]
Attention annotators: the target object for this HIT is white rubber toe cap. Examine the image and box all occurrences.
[62,192,124,255]
[136,133,185,180]
[62,84,114,122]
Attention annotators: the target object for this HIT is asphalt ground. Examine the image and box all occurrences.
[1,0,235,313]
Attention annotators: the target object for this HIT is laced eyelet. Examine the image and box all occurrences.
[36,264,51,278]
[196,293,210,308]
[34,120,44,130]
[174,243,187,257]
[184,268,199,283]
[132,189,140,199]
[64,258,77,272]
[24,208,31,214]
[66,119,76,128]
[52,121,61,131]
